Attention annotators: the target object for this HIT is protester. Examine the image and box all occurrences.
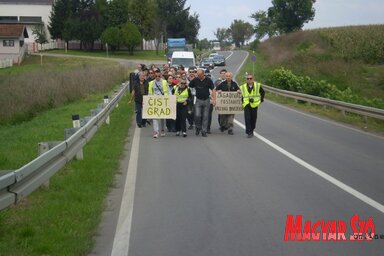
[216,72,240,135]
[148,70,169,138]
[214,69,227,128]
[172,79,193,137]
[188,69,215,137]
[165,74,177,132]
[186,67,196,130]
[205,69,215,134]
[240,74,265,138]
[129,71,148,128]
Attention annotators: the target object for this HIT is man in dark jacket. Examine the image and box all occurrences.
[188,69,215,137]
[215,72,240,135]
[130,72,149,127]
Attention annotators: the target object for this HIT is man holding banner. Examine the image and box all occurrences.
[215,72,240,135]
[240,74,265,138]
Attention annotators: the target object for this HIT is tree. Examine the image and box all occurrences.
[271,0,316,33]
[156,0,200,43]
[121,22,142,55]
[48,0,71,39]
[101,27,124,51]
[196,38,210,50]
[105,0,129,28]
[62,16,80,50]
[32,23,48,50]
[183,12,200,45]
[128,0,156,40]
[77,8,104,50]
[250,10,278,40]
[229,20,254,48]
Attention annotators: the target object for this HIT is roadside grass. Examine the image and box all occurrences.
[257,26,384,100]
[237,50,384,135]
[46,49,166,60]
[0,92,112,169]
[0,55,126,125]
[0,92,134,255]
[266,93,384,134]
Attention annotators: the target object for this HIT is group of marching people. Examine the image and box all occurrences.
[129,63,265,139]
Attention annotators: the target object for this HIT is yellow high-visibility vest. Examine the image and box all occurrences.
[240,82,261,108]
[148,80,168,95]
[174,87,189,103]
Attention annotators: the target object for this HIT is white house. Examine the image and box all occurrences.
[0,24,28,65]
[0,0,53,52]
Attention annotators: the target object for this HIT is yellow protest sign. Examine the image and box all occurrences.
[142,95,176,119]
[214,91,243,114]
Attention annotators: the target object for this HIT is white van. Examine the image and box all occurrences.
[171,51,196,68]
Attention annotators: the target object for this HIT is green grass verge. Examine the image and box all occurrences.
[0,92,134,255]
[46,49,166,60]
[237,50,384,135]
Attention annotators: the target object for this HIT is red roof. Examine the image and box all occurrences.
[0,24,29,38]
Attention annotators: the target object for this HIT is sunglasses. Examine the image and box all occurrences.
[155,75,161,78]
[246,77,253,80]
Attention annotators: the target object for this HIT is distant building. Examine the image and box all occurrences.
[0,24,28,65]
[0,0,53,45]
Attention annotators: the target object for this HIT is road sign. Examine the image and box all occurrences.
[251,55,257,62]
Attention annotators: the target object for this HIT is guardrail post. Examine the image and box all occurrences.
[363,116,368,129]
[114,90,119,108]
[38,141,61,188]
[104,96,110,125]
[72,114,83,160]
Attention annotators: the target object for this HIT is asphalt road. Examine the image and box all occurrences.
[90,51,384,256]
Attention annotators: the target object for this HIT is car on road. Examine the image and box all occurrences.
[208,53,219,59]
[212,55,226,66]
[200,58,214,69]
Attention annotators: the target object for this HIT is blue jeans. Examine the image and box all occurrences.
[135,101,143,126]
[194,98,210,132]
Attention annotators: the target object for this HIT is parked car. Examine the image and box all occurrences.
[212,55,226,66]
[200,58,214,69]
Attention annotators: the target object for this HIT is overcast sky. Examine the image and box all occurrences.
[186,0,384,40]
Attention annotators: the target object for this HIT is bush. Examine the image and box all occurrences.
[267,67,384,109]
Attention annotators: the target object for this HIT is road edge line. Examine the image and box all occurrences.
[111,127,141,255]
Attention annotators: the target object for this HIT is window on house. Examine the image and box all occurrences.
[20,16,42,23]
[3,40,15,47]
[0,16,18,22]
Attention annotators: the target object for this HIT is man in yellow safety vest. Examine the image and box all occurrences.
[240,74,265,138]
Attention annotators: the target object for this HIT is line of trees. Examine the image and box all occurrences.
[48,0,200,54]
[213,0,316,48]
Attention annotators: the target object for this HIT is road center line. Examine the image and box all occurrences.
[234,119,384,214]
[111,127,141,256]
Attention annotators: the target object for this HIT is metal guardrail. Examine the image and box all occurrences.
[262,84,384,120]
[0,82,128,211]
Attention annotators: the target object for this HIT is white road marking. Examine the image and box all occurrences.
[234,119,384,214]
[111,127,141,256]
[235,51,249,75]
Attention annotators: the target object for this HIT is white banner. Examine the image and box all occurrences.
[214,91,243,114]
[142,95,176,119]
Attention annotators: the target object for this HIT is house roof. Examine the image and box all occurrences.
[0,24,29,38]
[0,0,52,4]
